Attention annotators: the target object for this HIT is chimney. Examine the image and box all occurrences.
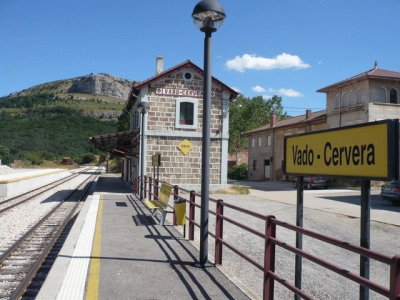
[305,109,312,120]
[270,114,277,127]
[156,57,164,75]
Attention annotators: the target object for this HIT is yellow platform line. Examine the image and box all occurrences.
[86,196,104,300]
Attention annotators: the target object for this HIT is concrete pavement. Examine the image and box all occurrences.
[230,180,400,226]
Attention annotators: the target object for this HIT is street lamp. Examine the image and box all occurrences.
[192,0,226,266]
[137,101,150,200]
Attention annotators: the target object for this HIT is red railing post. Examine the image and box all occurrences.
[154,178,159,201]
[215,199,224,265]
[173,185,179,225]
[144,175,147,199]
[189,191,195,241]
[264,215,276,300]
[149,177,153,200]
[390,255,400,300]
[133,177,139,195]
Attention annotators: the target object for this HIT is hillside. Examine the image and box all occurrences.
[0,74,134,166]
[1,73,134,120]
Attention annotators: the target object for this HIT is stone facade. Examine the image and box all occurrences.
[319,68,400,128]
[126,60,237,188]
[246,111,326,181]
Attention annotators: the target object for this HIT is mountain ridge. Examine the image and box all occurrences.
[6,73,135,102]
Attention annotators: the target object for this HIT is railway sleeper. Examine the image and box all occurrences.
[0,267,27,274]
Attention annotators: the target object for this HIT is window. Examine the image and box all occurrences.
[390,89,398,104]
[251,138,256,148]
[180,102,194,125]
[335,94,340,109]
[253,160,257,171]
[175,98,198,129]
[184,72,193,81]
[258,137,262,147]
[267,135,271,146]
[131,111,140,130]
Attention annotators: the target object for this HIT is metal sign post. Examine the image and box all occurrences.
[360,180,371,300]
[295,176,304,300]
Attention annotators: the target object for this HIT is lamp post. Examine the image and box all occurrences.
[192,0,226,266]
[137,101,149,200]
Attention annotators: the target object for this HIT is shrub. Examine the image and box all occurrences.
[80,153,96,164]
[24,151,43,165]
[228,163,248,180]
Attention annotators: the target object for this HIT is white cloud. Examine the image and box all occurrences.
[252,85,266,93]
[262,95,273,100]
[276,88,303,97]
[263,87,303,98]
[231,86,242,93]
[226,53,310,72]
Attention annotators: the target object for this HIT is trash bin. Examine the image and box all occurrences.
[174,198,186,226]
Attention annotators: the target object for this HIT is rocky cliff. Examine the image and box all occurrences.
[68,73,134,100]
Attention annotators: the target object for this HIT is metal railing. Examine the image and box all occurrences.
[133,176,400,300]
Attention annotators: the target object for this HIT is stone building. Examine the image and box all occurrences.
[317,67,400,128]
[245,110,326,181]
[245,66,400,181]
[123,58,238,188]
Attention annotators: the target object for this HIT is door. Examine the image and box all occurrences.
[264,159,271,179]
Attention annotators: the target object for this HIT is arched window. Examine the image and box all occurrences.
[390,89,398,104]
[334,94,340,108]
[375,86,386,103]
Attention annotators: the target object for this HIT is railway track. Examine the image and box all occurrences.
[0,167,100,299]
[0,167,93,214]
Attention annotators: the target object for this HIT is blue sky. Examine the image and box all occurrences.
[1,0,399,116]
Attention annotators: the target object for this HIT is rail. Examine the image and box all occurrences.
[0,167,101,299]
[134,176,400,300]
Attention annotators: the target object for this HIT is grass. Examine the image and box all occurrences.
[213,184,249,194]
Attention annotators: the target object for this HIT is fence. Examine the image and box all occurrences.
[134,176,400,300]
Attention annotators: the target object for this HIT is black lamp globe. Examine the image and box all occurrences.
[192,0,226,32]
[137,101,149,114]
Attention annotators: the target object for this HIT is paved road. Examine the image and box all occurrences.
[231,180,400,226]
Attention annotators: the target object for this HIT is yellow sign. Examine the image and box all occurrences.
[152,154,161,167]
[177,139,193,156]
[284,120,398,179]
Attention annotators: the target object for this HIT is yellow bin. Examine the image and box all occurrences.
[174,202,186,225]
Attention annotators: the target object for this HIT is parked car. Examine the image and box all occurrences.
[293,176,328,189]
[380,181,400,205]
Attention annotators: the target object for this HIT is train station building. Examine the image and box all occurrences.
[91,58,238,188]
[245,66,400,181]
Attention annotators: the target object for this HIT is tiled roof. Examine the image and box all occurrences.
[317,68,400,93]
[244,110,326,135]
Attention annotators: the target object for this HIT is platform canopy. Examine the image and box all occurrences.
[89,130,140,158]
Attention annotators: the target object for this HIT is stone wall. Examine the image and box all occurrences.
[146,137,221,185]
[142,66,226,186]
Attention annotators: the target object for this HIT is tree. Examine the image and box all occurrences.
[0,146,11,165]
[229,95,287,153]
[117,109,131,132]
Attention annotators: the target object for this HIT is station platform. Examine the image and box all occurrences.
[37,174,250,300]
[0,168,71,199]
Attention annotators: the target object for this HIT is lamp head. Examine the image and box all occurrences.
[192,0,225,32]
[137,101,150,114]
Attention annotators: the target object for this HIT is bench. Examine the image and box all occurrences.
[143,183,172,225]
